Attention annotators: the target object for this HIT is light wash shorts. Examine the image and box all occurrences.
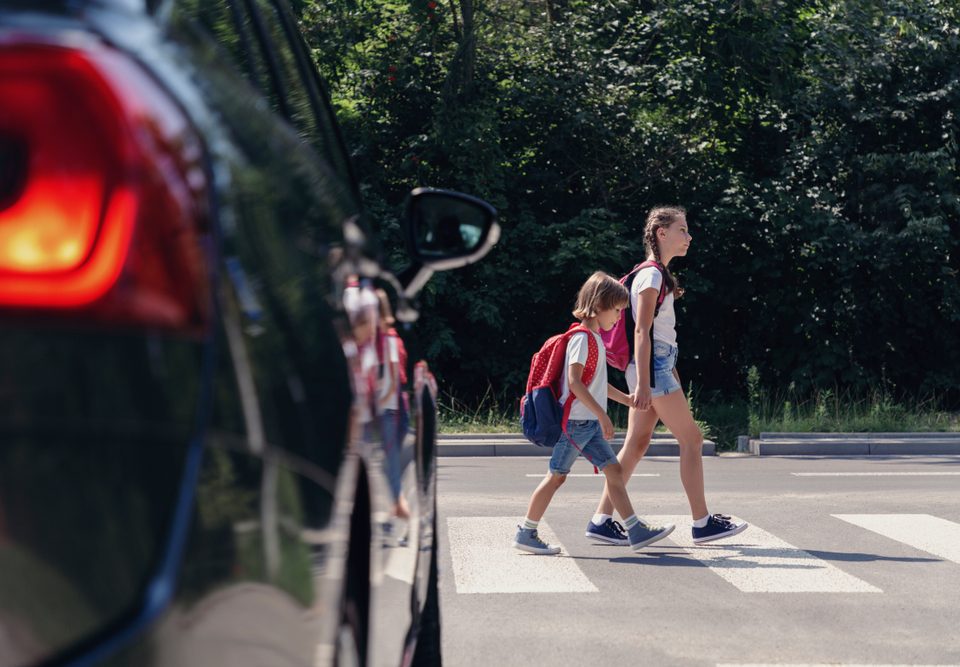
[549,420,618,475]
[626,341,683,398]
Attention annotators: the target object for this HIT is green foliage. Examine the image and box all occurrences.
[299,0,960,408]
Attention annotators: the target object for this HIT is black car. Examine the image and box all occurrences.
[0,1,498,666]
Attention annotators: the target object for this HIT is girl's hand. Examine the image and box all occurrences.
[636,387,652,412]
[626,392,639,407]
[599,414,615,440]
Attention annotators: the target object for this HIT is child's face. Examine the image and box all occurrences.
[597,305,624,332]
[658,216,692,258]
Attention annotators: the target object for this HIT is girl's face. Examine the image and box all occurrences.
[597,305,624,332]
[657,216,692,258]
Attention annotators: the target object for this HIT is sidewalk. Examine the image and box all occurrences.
[438,432,960,457]
[438,433,715,457]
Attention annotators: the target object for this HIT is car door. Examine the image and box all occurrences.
[162,1,423,665]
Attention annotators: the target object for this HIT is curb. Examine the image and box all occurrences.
[438,434,716,457]
[437,432,960,457]
[749,433,960,456]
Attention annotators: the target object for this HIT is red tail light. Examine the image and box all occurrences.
[0,41,210,331]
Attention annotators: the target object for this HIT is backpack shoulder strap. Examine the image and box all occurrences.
[560,326,601,472]
[563,324,599,387]
[634,260,668,313]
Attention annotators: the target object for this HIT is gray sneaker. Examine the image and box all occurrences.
[628,520,675,552]
[513,526,561,555]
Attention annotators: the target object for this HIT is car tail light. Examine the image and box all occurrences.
[0,41,210,331]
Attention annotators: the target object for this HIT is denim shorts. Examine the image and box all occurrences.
[549,420,617,475]
[626,341,683,398]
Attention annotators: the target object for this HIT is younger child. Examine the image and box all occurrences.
[514,272,675,555]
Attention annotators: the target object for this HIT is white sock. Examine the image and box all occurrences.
[693,514,710,528]
[523,517,539,530]
[592,513,612,526]
[623,514,639,530]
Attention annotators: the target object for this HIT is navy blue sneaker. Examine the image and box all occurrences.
[691,514,748,543]
[627,520,675,552]
[585,518,629,546]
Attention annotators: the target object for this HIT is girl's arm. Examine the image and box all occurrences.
[378,336,398,408]
[633,287,659,409]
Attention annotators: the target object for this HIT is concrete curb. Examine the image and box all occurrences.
[438,434,716,457]
[759,432,960,440]
[437,432,960,457]
[749,433,960,456]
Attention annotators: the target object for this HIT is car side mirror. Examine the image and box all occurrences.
[397,188,499,303]
[405,187,499,269]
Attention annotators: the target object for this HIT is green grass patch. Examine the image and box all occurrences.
[439,378,959,451]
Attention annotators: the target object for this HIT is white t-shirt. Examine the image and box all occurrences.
[377,334,401,411]
[630,266,677,347]
[558,330,608,421]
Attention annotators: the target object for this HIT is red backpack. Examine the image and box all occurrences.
[520,323,599,448]
[600,260,667,381]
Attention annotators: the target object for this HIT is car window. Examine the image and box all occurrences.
[173,0,356,191]
[246,0,356,186]
[174,0,269,95]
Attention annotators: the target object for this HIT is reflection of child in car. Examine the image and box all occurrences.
[375,289,411,521]
[343,278,379,440]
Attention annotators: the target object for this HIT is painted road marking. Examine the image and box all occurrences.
[523,473,660,478]
[446,517,597,594]
[718,663,959,666]
[793,472,960,477]
[650,515,881,593]
[833,514,960,564]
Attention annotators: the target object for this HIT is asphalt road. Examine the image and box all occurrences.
[435,454,960,667]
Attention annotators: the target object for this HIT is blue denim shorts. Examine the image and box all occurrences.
[549,420,617,475]
[626,341,683,398]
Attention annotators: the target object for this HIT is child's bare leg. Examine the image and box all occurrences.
[601,462,675,549]
[595,407,659,515]
[524,472,566,522]
[600,462,636,519]
[652,390,708,519]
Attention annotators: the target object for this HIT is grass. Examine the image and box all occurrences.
[747,388,960,437]
[439,380,959,451]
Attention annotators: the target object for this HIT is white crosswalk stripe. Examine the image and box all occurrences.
[445,514,960,596]
[446,517,598,594]
[645,515,881,593]
[833,514,960,565]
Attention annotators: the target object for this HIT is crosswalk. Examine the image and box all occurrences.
[446,513,960,595]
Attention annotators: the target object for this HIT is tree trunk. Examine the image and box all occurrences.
[443,0,477,100]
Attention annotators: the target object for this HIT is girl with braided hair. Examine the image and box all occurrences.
[584,206,749,546]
